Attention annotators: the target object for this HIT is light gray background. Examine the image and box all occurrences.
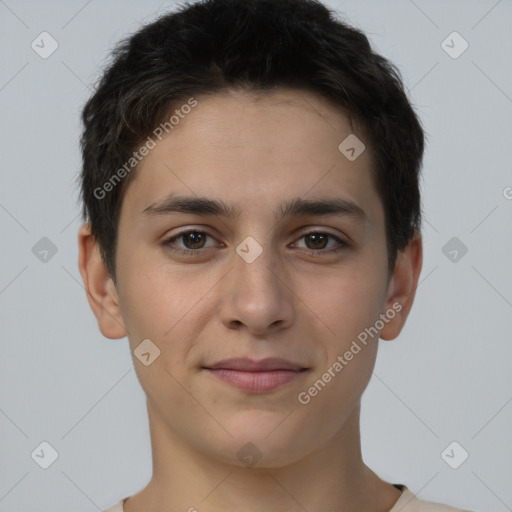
[1,1,511,511]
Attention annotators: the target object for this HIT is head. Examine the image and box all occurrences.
[78,0,424,469]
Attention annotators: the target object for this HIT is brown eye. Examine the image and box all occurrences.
[294,231,348,254]
[180,231,207,249]
[163,230,218,255]
[304,233,329,250]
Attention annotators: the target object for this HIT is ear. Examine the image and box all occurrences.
[78,223,127,339]
[379,231,423,341]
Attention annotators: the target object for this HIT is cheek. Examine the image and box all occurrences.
[298,261,386,342]
[117,246,201,335]
[295,269,383,423]
[116,252,220,376]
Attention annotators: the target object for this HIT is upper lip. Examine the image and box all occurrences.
[203,357,307,372]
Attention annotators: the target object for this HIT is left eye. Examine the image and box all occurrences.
[293,231,345,252]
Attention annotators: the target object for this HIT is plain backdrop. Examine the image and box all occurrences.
[1,1,511,511]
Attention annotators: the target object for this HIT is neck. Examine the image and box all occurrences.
[124,400,401,512]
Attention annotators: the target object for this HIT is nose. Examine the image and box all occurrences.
[219,240,295,336]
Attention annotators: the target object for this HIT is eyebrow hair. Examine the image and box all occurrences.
[142,194,368,223]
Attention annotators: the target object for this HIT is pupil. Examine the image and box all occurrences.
[307,233,326,250]
[185,232,204,249]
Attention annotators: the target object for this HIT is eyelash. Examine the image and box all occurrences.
[162,229,349,258]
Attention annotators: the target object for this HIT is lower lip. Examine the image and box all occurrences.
[205,369,305,393]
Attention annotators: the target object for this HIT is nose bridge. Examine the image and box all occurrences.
[233,233,280,292]
[220,231,294,333]
[232,204,278,275]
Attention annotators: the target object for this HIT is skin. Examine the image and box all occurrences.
[78,88,422,512]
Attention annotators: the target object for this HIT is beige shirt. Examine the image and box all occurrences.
[103,484,475,512]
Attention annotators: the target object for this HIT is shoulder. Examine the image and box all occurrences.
[390,486,476,512]
[102,500,125,512]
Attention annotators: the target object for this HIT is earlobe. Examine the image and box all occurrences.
[379,232,423,341]
[77,223,127,340]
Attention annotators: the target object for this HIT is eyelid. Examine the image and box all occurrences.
[293,225,350,243]
[291,230,349,253]
[163,228,221,250]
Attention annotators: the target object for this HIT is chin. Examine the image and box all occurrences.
[212,411,313,468]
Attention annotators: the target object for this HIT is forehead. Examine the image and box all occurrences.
[119,88,381,225]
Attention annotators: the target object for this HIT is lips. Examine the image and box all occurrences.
[204,357,306,372]
[203,358,308,393]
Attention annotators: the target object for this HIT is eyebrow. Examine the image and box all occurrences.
[142,194,368,223]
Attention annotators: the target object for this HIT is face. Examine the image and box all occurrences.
[97,89,412,468]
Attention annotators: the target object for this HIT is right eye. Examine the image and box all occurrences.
[162,229,220,256]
